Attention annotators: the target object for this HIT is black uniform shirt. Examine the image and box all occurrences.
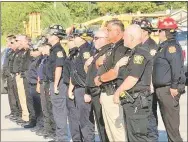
[20,49,32,72]
[70,42,94,87]
[3,48,13,77]
[46,42,66,82]
[86,44,111,87]
[152,38,185,89]
[118,44,153,93]
[62,58,71,85]
[142,37,158,57]
[12,49,25,73]
[27,56,41,84]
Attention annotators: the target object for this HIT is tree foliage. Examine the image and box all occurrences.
[1,1,187,38]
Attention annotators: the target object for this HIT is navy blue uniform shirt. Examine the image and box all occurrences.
[46,42,66,82]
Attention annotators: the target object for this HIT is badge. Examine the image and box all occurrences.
[150,49,157,56]
[107,51,112,56]
[57,51,63,58]
[133,55,144,64]
[168,46,176,53]
[83,52,90,59]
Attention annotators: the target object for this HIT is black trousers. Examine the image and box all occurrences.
[50,80,68,141]
[7,75,22,117]
[23,77,36,122]
[74,87,95,142]
[66,85,82,142]
[40,82,55,133]
[91,95,109,142]
[29,84,43,127]
[122,93,158,142]
[155,86,183,142]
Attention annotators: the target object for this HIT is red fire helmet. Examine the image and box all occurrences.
[157,17,178,30]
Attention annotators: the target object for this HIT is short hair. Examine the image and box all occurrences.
[6,35,16,41]
[106,19,124,32]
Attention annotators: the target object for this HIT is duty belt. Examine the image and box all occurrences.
[39,80,49,84]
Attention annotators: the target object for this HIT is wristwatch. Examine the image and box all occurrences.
[98,76,103,83]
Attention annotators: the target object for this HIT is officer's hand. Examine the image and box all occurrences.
[54,85,59,95]
[84,94,91,103]
[113,91,120,104]
[170,88,178,98]
[36,84,40,94]
[85,56,94,66]
[68,90,74,100]
[150,84,154,94]
[115,56,129,68]
[67,40,76,48]
[84,56,94,72]
[94,76,102,86]
[96,55,105,68]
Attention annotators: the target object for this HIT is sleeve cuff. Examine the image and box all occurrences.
[171,83,178,89]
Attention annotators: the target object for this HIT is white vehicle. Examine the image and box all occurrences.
[176,31,188,83]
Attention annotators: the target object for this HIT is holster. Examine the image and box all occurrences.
[102,83,116,96]
[86,86,101,97]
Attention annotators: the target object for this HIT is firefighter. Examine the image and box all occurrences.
[152,17,186,142]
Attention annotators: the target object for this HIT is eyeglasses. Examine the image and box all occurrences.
[93,37,107,41]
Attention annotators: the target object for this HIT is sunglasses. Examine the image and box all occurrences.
[93,37,107,41]
[158,29,166,33]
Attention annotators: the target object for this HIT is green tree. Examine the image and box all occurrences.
[41,2,73,30]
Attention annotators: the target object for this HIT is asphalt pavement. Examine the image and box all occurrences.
[1,87,187,141]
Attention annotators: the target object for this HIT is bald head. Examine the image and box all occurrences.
[123,24,142,49]
[93,28,109,50]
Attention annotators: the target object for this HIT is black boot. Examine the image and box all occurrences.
[24,121,36,128]
[5,114,14,119]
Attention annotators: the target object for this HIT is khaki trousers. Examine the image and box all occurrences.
[15,74,29,121]
[100,93,127,142]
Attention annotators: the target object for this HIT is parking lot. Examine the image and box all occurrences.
[1,87,187,141]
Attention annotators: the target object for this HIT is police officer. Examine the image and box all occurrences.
[37,42,56,140]
[153,17,185,142]
[23,45,43,133]
[12,35,30,123]
[133,19,158,55]
[94,19,129,142]
[84,29,110,142]
[23,38,43,130]
[8,37,23,123]
[113,24,155,142]
[68,25,95,141]
[134,19,159,140]
[19,36,35,126]
[46,25,68,142]
[3,35,22,120]
[63,35,82,141]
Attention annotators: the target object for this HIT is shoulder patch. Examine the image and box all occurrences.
[57,51,63,58]
[83,52,90,59]
[133,55,144,64]
[150,49,157,56]
[168,46,176,53]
